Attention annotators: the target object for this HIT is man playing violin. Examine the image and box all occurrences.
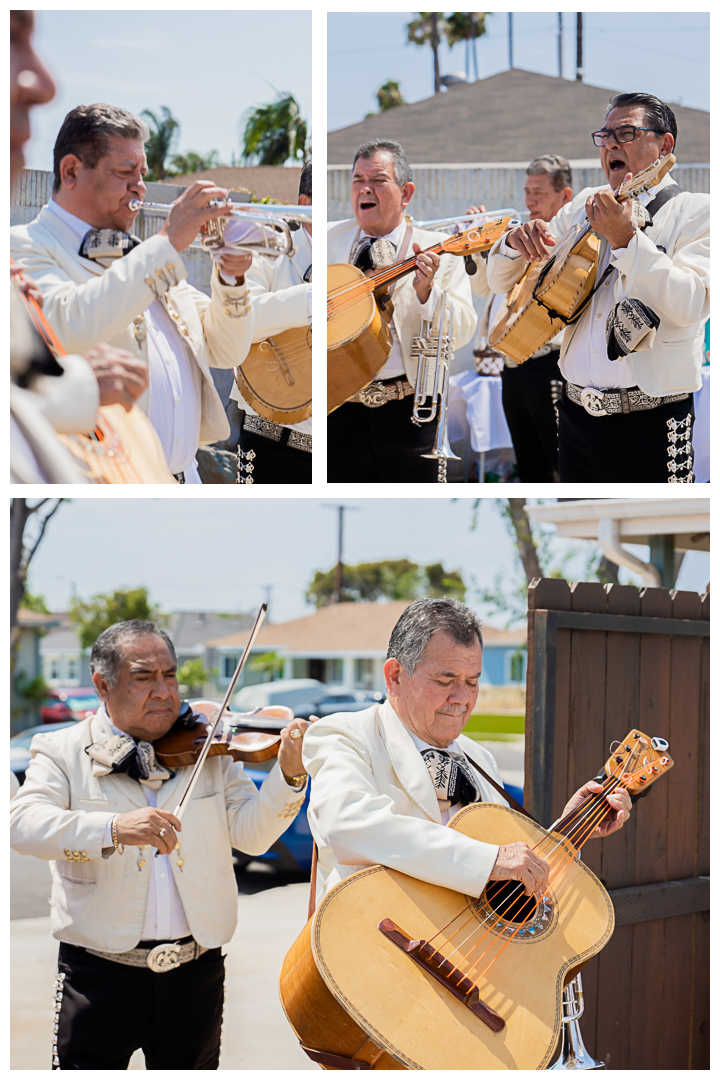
[10,619,309,1069]
[11,102,255,484]
[303,598,631,911]
[487,92,709,484]
[327,139,477,483]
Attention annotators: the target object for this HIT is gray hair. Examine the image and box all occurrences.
[53,103,150,193]
[387,598,483,675]
[353,138,412,187]
[89,620,176,688]
[526,154,573,192]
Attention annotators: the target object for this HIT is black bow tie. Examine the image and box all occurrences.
[422,747,480,804]
[78,228,142,261]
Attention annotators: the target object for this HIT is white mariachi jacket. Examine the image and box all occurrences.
[229,224,312,430]
[10,709,306,952]
[486,173,710,396]
[10,207,254,446]
[302,699,508,907]
[327,219,478,388]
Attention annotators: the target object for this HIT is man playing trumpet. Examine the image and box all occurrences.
[11,103,254,484]
[327,139,477,483]
[230,162,312,484]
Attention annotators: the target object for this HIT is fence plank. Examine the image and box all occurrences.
[690,910,710,1068]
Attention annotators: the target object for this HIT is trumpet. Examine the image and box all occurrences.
[410,207,525,234]
[410,290,460,483]
[128,198,312,259]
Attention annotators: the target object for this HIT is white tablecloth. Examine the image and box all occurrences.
[448,371,512,454]
[692,367,710,483]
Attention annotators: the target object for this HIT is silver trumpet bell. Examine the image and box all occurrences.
[548,974,605,1070]
[411,291,460,482]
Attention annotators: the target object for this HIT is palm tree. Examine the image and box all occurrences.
[407,12,445,94]
[141,106,179,180]
[444,12,489,80]
[169,150,221,176]
[376,79,405,112]
[241,93,308,166]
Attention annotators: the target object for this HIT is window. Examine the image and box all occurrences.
[326,658,343,685]
[354,658,374,689]
[223,654,240,679]
[509,650,525,684]
[49,658,60,680]
[67,658,78,680]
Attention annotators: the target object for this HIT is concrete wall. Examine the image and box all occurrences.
[329,161,710,221]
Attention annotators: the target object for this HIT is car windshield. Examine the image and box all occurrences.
[10,721,76,748]
[63,695,100,712]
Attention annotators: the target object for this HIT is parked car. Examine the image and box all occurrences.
[11,720,77,787]
[233,678,384,721]
[233,760,313,873]
[39,688,100,725]
[296,689,385,720]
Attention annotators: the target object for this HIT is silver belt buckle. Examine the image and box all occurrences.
[147,942,182,973]
[580,386,608,417]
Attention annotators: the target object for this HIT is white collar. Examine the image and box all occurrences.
[407,729,462,756]
[96,701,133,740]
[359,221,406,245]
[47,199,93,245]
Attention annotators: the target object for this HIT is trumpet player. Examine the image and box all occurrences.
[230,162,312,484]
[10,102,254,484]
[327,139,476,483]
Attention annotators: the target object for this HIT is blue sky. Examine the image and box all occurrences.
[27,498,709,626]
[328,12,710,132]
[27,10,312,172]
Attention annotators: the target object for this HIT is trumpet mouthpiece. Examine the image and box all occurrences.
[128,199,142,211]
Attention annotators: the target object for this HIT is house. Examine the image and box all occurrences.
[40,611,256,688]
[14,609,61,682]
[205,600,527,695]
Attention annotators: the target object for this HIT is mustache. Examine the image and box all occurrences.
[437,705,468,717]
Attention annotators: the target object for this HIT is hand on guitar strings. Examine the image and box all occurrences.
[10,263,44,307]
[83,343,148,411]
[412,243,441,305]
[505,219,556,263]
[585,176,636,250]
[489,840,550,897]
[560,780,632,839]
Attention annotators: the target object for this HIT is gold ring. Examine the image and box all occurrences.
[158,828,167,838]
[290,729,302,739]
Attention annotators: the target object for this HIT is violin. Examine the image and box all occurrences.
[154,699,294,768]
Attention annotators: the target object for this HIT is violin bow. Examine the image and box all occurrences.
[159,602,268,846]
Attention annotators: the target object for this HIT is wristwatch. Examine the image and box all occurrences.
[285,772,308,789]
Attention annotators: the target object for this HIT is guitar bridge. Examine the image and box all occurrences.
[378,918,504,1032]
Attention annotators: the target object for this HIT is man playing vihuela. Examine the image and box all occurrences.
[10,620,310,1069]
[327,139,477,483]
[469,155,573,483]
[11,103,257,484]
[230,162,312,485]
[303,598,630,909]
[487,92,709,484]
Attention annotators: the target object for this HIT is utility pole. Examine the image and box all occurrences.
[322,504,359,604]
[508,12,513,69]
[576,12,583,81]
[558,12,563,78]
[431,11,441,95]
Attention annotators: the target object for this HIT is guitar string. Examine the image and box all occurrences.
[428,743,644,984]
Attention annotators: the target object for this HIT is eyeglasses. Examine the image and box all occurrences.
[591,125,664,147]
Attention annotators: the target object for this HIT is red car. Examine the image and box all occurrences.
[39,688,101,724]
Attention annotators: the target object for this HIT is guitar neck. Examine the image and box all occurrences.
[552,787,615,850]
[369,239,448,295]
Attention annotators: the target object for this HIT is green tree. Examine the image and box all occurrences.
[68,588,159,651]
[306,560,466,608]
[169,149,222,176]
[12,671,50,729]
[21,592,50,614]
[407,12,445,94]
[249,651,285,681]
[141,106,179,181]
[241,93,308,165]
[377,79,405,112]
[444,12,489,79]
[177,658,213,695]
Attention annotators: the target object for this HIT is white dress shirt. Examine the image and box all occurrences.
[47,200,202,481]
[358,222,440,380]
[102,715,191,942]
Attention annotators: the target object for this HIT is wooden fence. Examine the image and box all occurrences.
[525,577,709,1069]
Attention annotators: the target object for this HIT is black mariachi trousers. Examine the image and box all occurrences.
[557,389,695,483]
[500,349,563,483]
[237,425,312,485]
[54,940,225,1069]
[327,394,440,483]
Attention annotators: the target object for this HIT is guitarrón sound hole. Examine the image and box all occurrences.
[484,880,538,924]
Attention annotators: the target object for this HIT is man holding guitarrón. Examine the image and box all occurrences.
[487,92,709,484]
[327,139,477,483]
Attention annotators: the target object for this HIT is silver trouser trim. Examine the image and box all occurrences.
[566,382,690,417]
[242,414,312,452]
[85,939,207,973]
[52,970,66,1067]
[666,412,694,483]
[349,378,415,407]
